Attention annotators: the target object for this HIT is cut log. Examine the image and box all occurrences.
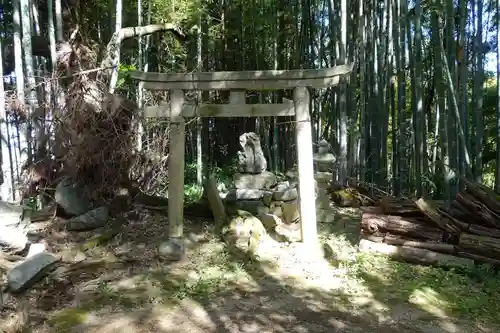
[437,207,473,233]
[458,233,500,258]
[455,191,500,228]
[447,201,476,222]
[361,213,443,241]
[464,179,500,216]
[414,198,461,235]
[132,193,214,218]
[360,232,384,243]
[383,234,455,254]
[359,206,384,215]
[379,196,420,215]
[379,198,446,215]
[358,239,474,268]
[452,219,500,238]
[360,232,454,254]
[455,251,500,265]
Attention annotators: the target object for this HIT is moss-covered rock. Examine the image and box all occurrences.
[222,210,267,253]
[330,188,362,207]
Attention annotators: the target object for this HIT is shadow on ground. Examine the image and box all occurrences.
[17,207,500,333]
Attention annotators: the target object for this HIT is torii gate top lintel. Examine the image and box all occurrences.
[129,64,354,91]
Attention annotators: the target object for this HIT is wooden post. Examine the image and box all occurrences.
[229,90,246,104]
[168,89,185,238]
[293,87,317,246]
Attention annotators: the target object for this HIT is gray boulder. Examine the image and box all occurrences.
[67,206,109,231]
[158,237,186,261]
[55,178,93,216]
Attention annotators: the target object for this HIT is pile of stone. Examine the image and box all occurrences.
[0,177,113,254]
[0,200,61,296]
[0,177,112,298]
[223,133,339,233]
[54,177,110,231]
[222,132,297,224]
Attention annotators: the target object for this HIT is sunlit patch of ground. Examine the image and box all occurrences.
[17,207,500,333]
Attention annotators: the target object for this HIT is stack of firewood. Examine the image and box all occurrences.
[359,179,500,268]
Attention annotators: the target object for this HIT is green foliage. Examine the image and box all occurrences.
[183,163,200,185]
[116,64,137,89]
[151,0,202,26]
[184,162,236,186]
[183,162,236,203]
[483,160,496,188]
[184,183,203,203]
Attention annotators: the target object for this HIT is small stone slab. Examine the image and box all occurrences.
[233,172,277,190]
[225,212,267,253]
[282,199,300,224]
[273,187,298,201]
[262,191,273,206]
[225,189,266,201]
[257,213,281,231]
[158,237,186,261]
[272,181,290,192]
[275,223,301,242]
[7,252,60,293]
[67,207,109,231]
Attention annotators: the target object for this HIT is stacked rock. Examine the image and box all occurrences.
[313,140,337,223]
[226,132,278,215]
[225,134,338,228]
[225,132,301,225]
[222,132,301,242]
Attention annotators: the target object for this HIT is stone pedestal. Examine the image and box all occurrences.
[312,141,338,223]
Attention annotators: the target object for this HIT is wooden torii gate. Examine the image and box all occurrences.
[130,64,353,248]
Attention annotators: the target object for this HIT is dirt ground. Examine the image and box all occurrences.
[1,208,497,333]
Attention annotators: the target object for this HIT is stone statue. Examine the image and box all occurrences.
[237,132,267,174]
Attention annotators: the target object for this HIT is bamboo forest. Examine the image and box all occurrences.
[4,0,500,331]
